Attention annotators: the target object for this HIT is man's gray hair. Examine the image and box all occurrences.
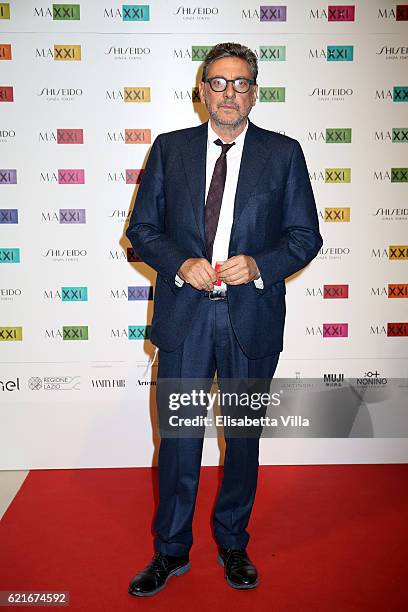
[201,42,258,83]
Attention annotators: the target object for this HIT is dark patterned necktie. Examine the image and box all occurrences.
[205,138,235,262]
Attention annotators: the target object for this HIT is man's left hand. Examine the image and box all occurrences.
[216,255,260,285]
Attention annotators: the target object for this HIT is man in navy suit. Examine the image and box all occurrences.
[127,42,322,597]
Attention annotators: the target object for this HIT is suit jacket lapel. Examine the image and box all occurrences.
[229,119,271,245]
[181,121,208,249]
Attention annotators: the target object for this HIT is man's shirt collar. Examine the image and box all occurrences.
[207,120,248,152]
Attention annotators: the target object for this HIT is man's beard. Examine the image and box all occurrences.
[205,95,253,130]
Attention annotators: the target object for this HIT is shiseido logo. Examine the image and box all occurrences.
[107,169,144,183]
[308,129,352,143]
[0,288,22,301]
[241,6,287,21]
[374,128,408,142]
[0,129,16,142]
[105,46,150,60]
[375,87,408,101]
[305,324,348,337]
[38,129,84,144]
[0,86,13,101]
[0,209,18,224]
[91,379,126,388]
[373,168,408,181]
[173,6,219,19]
[373,208,408,220]
[110,286,153,300]
[42,248,87,261]
[37,87,83,100]
[43,287,88,301]
[108,209,132,221]
[41,209,86,223]
[309,46,354,61]
[318,247,350,260]
[39,170,85,184]
[109,249,142,262]
[110,326,151,339]
[106,129,151,144]
[0,43,12,59]
[173,88,201,102]
[377,6,408,20]
[103,5,150,21]
[376,46,408,59]
[309,6,355,21]
[34,5,81,20]
[105,87,151,102]
[309,87,353,101]
[35,45,81,61]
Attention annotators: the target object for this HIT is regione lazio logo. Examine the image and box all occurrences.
[242,6,287,21]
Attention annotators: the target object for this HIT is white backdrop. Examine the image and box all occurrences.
[0,0,407,468]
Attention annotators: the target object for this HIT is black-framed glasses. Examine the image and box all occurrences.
[203,77,255,94]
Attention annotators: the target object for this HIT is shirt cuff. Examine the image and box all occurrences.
[175,273,184,287]
[254,275,264,289]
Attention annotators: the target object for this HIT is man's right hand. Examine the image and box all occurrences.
[177,258,218,291]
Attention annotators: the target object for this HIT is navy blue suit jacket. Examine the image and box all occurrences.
[126,119,323,359]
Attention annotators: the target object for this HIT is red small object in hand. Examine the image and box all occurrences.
[214,261,222,286]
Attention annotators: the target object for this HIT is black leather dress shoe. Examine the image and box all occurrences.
[217,547,259,589]
[128,551,190,597]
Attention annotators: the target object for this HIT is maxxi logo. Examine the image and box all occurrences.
[0,209,18,223]
[242,6,287,21]
[34,5,81,20]
[309,6,355,20]
[103,5,150,21]
[0,327,22,341]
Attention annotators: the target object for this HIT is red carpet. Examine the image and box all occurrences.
[0,465,407,611]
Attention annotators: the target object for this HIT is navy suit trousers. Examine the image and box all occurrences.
[153,293,280,555]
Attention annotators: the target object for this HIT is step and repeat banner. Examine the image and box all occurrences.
[0,1,407,468]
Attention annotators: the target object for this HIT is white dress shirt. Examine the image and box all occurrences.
[175,121,264,291]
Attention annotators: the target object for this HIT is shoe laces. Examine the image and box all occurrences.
[146,552,169,576]
[224,548,248,569]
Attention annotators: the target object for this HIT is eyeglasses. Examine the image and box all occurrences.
[203,77,255,94]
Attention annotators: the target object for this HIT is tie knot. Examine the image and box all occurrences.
[214,138,235,155]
